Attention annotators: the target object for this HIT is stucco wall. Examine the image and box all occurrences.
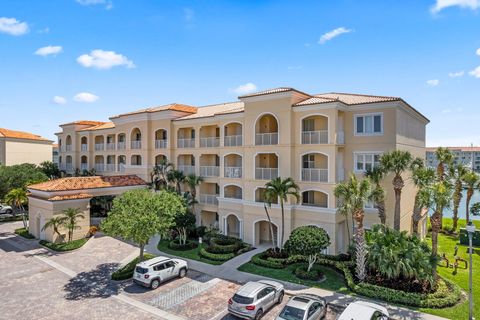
[3,139,52,166]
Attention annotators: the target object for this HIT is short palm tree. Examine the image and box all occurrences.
[364,166,386,224]
[411,166,436,236]
[42,216,66,242]
[4,188,29,228]
[151,159,174,190]
[167,169,186,194]
[380,150,413,230]
[449,164,468,231]
[435,147,454,181]
[264,177,300,250]
[462,171,480,224]
[184,174,203,200]
[62,207,85,242]
[334,174,372,281]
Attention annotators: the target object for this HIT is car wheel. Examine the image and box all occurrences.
[150,279,160,290]
[179,268,187,278]
[254,309,263,320]
[277,291,284,304]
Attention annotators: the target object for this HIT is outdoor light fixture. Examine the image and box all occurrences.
[466,221,476,320]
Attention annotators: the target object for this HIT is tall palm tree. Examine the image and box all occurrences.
[411,166,436,236]
[62,208,85,242]
[380,150,413,230]
[462,171,480,224]
[42,216,66,242]
[449,163,468,231]
[334,174,372,281]
[435,147,454,182]
[167,169,186,194]
[365,166,386,224]
[151,159,174,190]
[264,177,300,250]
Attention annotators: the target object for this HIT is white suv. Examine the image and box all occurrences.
[0,204,13,215]
[133,256,188,289]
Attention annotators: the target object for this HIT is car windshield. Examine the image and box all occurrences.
[232,294,254,305]
[135,266,148,274]
[279,306,305,320]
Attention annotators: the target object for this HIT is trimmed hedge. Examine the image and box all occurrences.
[111,253,156,281]
[295,264,324,281]
[199,247,235,261]
[39,238,88,252]
[14,227,35,239]
[169,239,197,251]
[208,237,243,254]
[251,252,285,269]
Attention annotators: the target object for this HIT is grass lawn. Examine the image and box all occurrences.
[14,227,35,239]
[39,238,88,252]
[420,218,480,319]
[238,261,349,293]
[157,239,225,265]
[112,253,156,280]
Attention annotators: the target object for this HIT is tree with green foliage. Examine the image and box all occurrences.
[264,177,300,250]
[364,166,386,224]
[39,161,61,179]
[174,211,196,245]
[334,174,372,282]
[462,171,480,224]
[471,202,480,216]
[435,147,454,181]
[184,173,203,199]
[380,150,413,230]
[151,159,174,190]
[102,189,185,261]
[284,225,330,272]
[4,188,28,228]
[449,163,468,231]
[62,208,85,243]
[167,169,186,194]
[0,163,48,200]
[42,216,66,242]
[411,165,436,236]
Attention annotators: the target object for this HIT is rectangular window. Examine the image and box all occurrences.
[355,152,381,172]
[302,118,315,131]
[303,154,315,169]
[355,114,383,135]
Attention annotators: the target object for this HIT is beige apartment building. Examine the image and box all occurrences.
[56,87,428,253]
[0,128,53,166]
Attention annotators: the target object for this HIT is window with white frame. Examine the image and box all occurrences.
[355,113,383,135]
[355,153,381,172]
[303,154,315,168]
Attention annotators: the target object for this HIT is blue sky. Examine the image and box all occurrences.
[1,0,479,146]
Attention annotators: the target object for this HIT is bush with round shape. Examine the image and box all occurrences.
[294,264,324,281]
[251,252,284,269]
[168,239,197,251]
[199,247,234,261]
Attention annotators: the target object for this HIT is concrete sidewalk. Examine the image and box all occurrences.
[146,235,448,320]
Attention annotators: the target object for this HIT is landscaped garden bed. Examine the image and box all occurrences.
[14,227,35,239]
[111,253,156,281]
[39,238,88,252]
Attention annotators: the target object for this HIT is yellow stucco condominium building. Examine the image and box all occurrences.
[55,87,429,254]
[0,128,53,166]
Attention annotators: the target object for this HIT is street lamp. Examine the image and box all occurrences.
[466,221,476,320]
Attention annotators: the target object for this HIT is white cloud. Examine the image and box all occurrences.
[231,83,257,95]
[52,96,67,105]
[318,27,352,44]
[431,0,480,13]
[34,45,63,57]
[441,107,463,114]
[77,49,135,70]
[469,66,480,78]
[76,0,113,9]
[476,48,480,56]
[448,70,464,77]
[0,17,29,36]
[426,79,440,86]
[73,92,99,103]
[183,8,195,22]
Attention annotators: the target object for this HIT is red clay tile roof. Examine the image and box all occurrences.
[175,102,244,121]
[60,120,107,127]
[294,96,338,106]
[47,193,93,201]
[0,128,52,142]
[314,92,400,105]
[111,103,197,118]
[28,175,146,192]
[238,87,311,99]
[78,122,115,131]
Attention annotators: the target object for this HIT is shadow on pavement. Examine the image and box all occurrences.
[64,263,121,300]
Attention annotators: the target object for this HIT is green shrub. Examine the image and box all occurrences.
[14,227,35,239]
[208,236,243,254]
[111,253,156,281]
[199,247,234,261]
[169,239,197,250]
[286,254,307,264]
[251,252,284,269]
[237,244,252,255]
[294,264,324,281]
[39,238,88,252]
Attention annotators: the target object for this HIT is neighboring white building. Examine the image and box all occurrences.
[426,146,480,172]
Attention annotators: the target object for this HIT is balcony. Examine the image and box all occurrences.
[95,143,104,151]
[66,145,72,152]
[302,130,328,144]
[59,164,66,171]
[302,168,328,182]
[80,163,88,171]
[105,164,115,172]
[200,194,219,205]
[200,166,220,177]
[337,168,345,182]
[224,167,242,178]
[155,140,167,149]
[117,141,126,150]
[118,164,125,172]
[177,138,195,148]
[200,137,220,148]
[336,131,345,144]
[131,141,141,149]
[81,144,88,152]
[255,133,278,146]
[106,143,116,150]
[178,165,195,175]
[224,135,242,147]
[255,168,278,180]
[94,164,104,172]
[65,164,73,172]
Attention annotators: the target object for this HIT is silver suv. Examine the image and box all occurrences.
[276,294,327,320]
[133,256,188,289]
[228,280,284,320]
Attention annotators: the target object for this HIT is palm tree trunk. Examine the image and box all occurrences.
[430,210,441,280]
[376,200,386,225]
[394,188,401,230]
[355,226,367,281]
[263,204,276,249]
[412,193,421,236]
[280,199,285,250]
[466,189,473,224]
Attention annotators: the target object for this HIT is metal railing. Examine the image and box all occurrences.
[337,169,345,182]
[224,135,242,147]
[225,192,242,200]
[66,164,73,172]
[117,142,126,150]
[131,140,142,149]
[81,144,88,152]
[95,143,104,151]
[336,131,345,144]
[301,168,328,182]
[105,164,115,172]
[106,143,116,150]
[59,164,66,171]
[177,138,195,148]
[66,145,72,152]
[200,194,219,205]
[178,165,195,175]
[80,164,88,171]
[94,164,104,172]
[301,130,328,144]
[255,167,278,180]
[200,166,220,177]
[255,132,278,145]
[200,137,220,148]
[118,164,125,172]
[224,167,242,178]
[155,140,167,149]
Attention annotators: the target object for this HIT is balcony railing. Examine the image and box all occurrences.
[225,192,242,200]
[131,140,141,149]
[106,143,116,150]
[255,167,278,180]
[155,140,167,149]
[95,164,104,172]
[255,132,278,145]
[59,164,66,171]
[117,141,126,150]
[302,130,328,144]
[178,165,195,175]
[200,194,219,205]
[302,168,328,182]
[224,167,242,178]
[200,166,220,177]
[177,138,195,148]
[336,131,345,144]
[105,164,115,172]
[200,137,220,148]
[66,164,73,172]
[337,168,345,182]
[224,135,242,147]
[95,143,104,151]
[66,145,72,152]
[80,163,88,171]
[81,144,88,152]
[118,164,126,172]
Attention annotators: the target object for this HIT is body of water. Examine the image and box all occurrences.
[442,190,480,220]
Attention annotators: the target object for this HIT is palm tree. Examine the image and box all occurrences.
[462,171,480,224]
[380,150,413,230]
[449,164,468,231]
[411,166,436,236]
[365,166,386,224]
[151,159,174,190]
[4,188,28,228]
[42,216,66,242]
[334,174,372,281]
[167,169,186,194]
[435,147,454,182]
[61,207,85,242]
[184,174,203,200]
[264,177,300,250]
